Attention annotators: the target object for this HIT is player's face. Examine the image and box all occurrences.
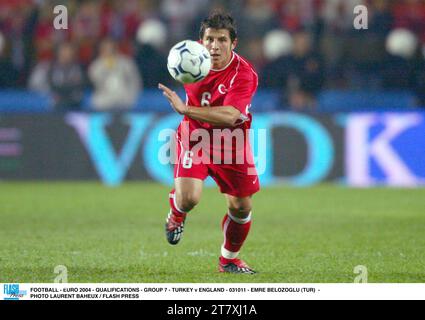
[202,28,236,70]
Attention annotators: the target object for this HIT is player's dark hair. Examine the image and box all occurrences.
[199,12,237,42]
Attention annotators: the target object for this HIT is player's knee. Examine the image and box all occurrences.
[228,203,252,219]
[176,191,200,211]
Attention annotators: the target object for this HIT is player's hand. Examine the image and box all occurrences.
[158,83,188,115]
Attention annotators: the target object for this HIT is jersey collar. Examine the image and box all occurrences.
[210,52,235,72]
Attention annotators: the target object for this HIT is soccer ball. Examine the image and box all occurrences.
[167,40,211,84]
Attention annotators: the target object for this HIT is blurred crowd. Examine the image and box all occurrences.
[0,0,424,111]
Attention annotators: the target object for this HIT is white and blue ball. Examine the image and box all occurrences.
[167,40,211,84]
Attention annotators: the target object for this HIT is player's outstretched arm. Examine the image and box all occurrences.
[158,83,241,127]
[158,83,188,115]
[185,105,241,127]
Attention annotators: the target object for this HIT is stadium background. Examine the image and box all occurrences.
[0,0,424,283]
[0,0,424,186]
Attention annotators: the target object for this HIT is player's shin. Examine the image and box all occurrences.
[169,189,187,218]
[165,189,188,245]
[221,212,252,259]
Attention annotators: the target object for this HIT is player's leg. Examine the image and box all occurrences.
[166,177,203,245]
[219,195,256,274]
[222,195,252,260]
[174,177,203,212]
[166,128,208,245]
[208,162,259,274]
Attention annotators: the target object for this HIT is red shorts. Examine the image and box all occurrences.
[174,136,260,198]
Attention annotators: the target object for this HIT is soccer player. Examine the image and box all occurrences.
[158,12,259,274]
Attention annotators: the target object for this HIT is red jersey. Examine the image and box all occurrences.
[183,51,258,131]
[174,52,260,197]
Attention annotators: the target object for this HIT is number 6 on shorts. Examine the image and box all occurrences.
[182,150,194,169]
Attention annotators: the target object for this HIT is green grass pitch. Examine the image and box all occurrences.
[1,182,424,283]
